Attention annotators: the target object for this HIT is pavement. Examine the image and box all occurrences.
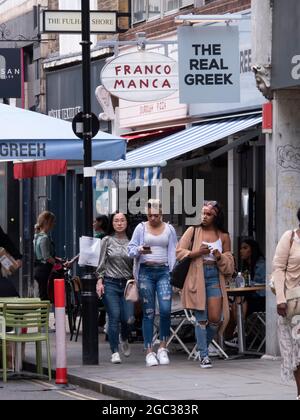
[22,331,297,401]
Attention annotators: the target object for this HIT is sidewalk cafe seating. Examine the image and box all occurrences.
[0,301,51,382]
[245,311,266,354]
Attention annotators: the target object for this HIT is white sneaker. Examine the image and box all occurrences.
[157,348,170,365]
[208,343,219,357]
[119,337,131,357]
[145,352,159,367]
[224,337,239,349]
[111,352,121,364]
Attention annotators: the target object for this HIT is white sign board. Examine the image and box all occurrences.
[100,51,178,102]
[43,10,117,33]
[178,26,240,103]
[119,93,187,129]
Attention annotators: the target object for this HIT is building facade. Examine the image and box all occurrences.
[252,0,300,356]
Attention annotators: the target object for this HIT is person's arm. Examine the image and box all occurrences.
[96,237,109,280]
[273,230,293,307]
[176,227,210,261]
[253,258,266,284]
[0,226,22,260]
[128,224,144,258]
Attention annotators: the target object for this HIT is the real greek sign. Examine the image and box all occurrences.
[178,26,240,103]
[100,51,178,102]
[43,10,117,33]
[0,49,21,98]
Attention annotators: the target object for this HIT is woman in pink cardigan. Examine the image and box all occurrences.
[272,208,300,400]
[176,201,234,368]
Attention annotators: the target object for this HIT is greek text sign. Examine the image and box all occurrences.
[178,26,240,103]
[43,10,117,33]
[0,140,125,161]
[100,52,178,102]
[0,49,21,98]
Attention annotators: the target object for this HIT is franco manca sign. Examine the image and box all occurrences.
[100,51,178,102]
[42,10,117,33]
[178,26,240,103]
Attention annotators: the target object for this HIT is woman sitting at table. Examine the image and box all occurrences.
[225,238,266,348]
[176,200,234,369]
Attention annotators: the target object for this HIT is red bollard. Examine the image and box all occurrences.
[54,278,68,385]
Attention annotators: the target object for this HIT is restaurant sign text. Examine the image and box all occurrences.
[100,51,178,102]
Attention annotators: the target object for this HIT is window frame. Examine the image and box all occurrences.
[132,0,194,25]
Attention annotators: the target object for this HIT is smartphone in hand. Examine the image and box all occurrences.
[142,245,152,254]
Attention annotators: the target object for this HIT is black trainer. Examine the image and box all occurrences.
[200,356,212,369]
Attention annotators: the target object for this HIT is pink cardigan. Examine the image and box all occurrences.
[273,230,300,305]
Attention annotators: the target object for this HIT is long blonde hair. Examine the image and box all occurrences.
[36,211,55,231]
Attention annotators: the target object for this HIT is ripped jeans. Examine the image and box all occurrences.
[194,265,222,358]
[138,264,172,349]
[103,277,135,354]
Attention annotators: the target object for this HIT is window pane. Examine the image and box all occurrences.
[164,0,179,12]
[133,0,146,23]
[179,0,193,7]
[149,0,161,19]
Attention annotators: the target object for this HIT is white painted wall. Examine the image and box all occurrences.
[59,0,98,56]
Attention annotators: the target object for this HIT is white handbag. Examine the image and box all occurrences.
[286,286,300,319]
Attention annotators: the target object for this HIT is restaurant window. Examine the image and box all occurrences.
[164,0,179,13]
[132,0,193,24]
[149,0,161,19]
[133,0,146,23]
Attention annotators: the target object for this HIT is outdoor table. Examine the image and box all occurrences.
[226,285,265,354]
[0,297,41,374]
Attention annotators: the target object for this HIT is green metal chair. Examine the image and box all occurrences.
[0,302,51,382]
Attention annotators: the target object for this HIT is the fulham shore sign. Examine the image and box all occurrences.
[100,51,178,102]
[43,10,117,34]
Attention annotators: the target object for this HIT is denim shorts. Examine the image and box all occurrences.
[195,265,222,322]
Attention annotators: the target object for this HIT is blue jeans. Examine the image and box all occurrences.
[138,265,172,349]
[103,277,135,354]
[194,265,222,358]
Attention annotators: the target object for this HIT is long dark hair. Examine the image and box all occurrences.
[107,212,132,239]
[297,208,300,225]
[240,237,264,279]
[95,214,109,233]
[201,201,228,233]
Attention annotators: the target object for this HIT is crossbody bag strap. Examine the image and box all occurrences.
[189,227,196,251]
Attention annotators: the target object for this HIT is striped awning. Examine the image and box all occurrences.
[95,114,262,173]
[94,114,262,186]
[96,166,162,188]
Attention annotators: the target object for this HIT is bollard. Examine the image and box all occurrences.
[54,278,68,385]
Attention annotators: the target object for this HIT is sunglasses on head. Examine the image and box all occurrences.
[203,200,218,207]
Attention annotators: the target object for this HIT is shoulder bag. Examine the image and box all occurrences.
[170,227,196,289]
[124,279,139,303]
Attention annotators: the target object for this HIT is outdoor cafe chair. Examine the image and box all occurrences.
[0,301,51,382]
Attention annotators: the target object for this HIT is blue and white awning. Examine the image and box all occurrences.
[0,103,126,161]
[96,166,162,188]
[94,114,262,175]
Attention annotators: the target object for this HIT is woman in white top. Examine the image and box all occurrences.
[176,201,234,369]
[128,199,177,367]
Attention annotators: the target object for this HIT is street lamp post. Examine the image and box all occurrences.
[80,0,99,365]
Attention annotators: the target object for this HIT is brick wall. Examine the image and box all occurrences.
[120,0,251,41]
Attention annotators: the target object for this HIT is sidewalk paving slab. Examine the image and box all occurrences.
[23,333,296,401]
